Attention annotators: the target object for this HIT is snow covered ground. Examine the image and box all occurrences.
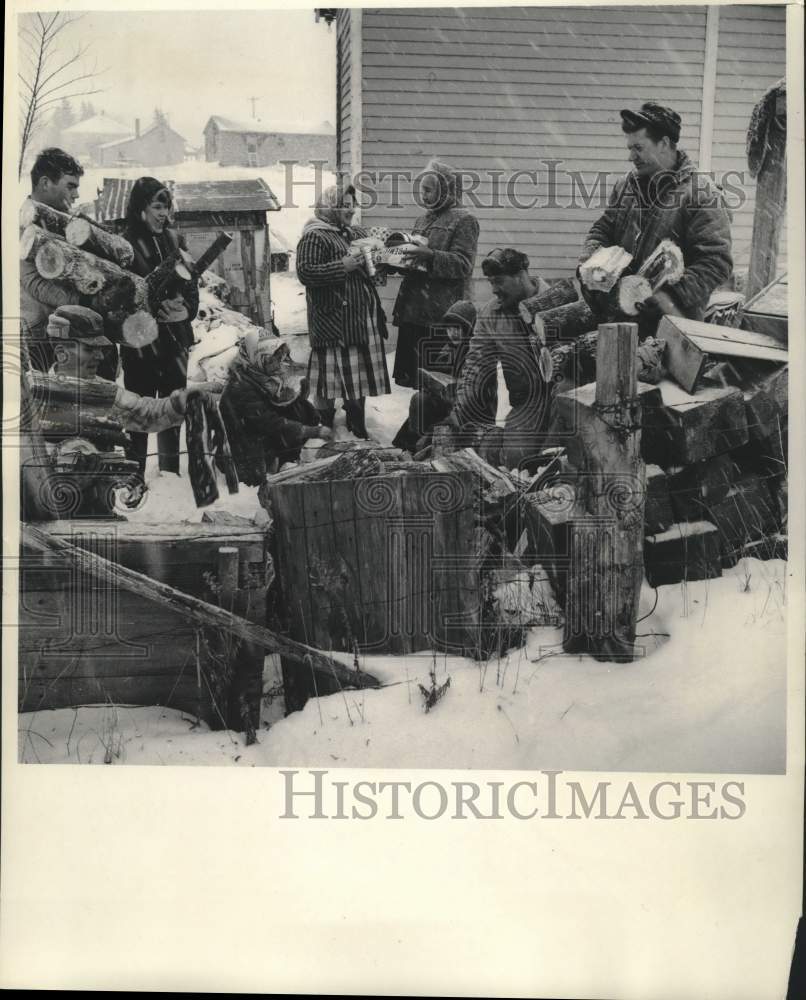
[17,160,788,772]
[19,558,786,772]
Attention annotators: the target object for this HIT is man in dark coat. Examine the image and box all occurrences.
[392,300,498,455]
[579,102,733,329]
[448,250,553,470]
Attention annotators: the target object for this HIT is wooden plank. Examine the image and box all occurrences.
[21,525,374,694]
[657,315,707,394]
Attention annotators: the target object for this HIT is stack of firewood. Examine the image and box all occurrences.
[20,202,232,349]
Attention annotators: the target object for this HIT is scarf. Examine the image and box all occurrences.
[231,329,300,406]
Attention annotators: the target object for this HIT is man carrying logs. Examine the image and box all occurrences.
[25,305,212,520]
[20,149,92,374]
[578,102,733,334]
[440,249,554,470]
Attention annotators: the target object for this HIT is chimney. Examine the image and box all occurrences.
[135,118,141,138]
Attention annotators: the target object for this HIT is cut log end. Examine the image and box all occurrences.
[618,275,653,316]
[20,226,45,262]
[34,241,68,280]
[122,311,159,348]
[65,217,93,247]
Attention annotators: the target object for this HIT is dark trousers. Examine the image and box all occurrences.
[392,322,430,388]
[122,347,188,474]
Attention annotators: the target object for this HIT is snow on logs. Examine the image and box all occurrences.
[29,231,158,347]
[20,200,134,267]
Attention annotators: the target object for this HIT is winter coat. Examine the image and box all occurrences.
[393,206,480,328]
[579,151,733,320]
[220,372,320,485]
[296,222,386,349]
[454,277,550,428]
[20,197,81,344]
[122,224,199,360]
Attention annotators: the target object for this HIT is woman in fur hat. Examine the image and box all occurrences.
[120,176,199,474]
[296,183,391,440]
[391,159,480,388]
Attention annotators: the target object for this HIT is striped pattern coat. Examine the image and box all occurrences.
[296,222,380,348]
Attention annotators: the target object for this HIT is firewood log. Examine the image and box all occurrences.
[617,275,654,316]
[65,216,135,268]
[637,239,684,289]
[579,245,634,293]
[19,199,71,236]
[35,233,144,297]
[121,311,159,348]
[20,225,52,262]
[533,299,596,341]
[185,394,219,507]
[519,276,581,324]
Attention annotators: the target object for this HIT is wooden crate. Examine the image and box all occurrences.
[270,471,481,656]
[18,520,269,731]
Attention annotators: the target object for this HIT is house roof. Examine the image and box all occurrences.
[94,123,187,152]
[96,176,280,220]
[62,114,131,136]
[205,115,335,136]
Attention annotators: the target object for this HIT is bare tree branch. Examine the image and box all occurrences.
[17,12,104,177]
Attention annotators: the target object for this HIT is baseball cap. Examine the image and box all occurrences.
[620,102,682,143]
[46,305,112,346]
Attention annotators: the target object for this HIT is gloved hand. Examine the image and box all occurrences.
[635,295,665,339]
[157,296,189,323]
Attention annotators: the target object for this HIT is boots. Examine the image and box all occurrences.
[344,398,368,440]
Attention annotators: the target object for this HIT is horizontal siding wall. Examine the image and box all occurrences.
[712,4,786,279]
[360,4,708,302]
[353,3,787,307]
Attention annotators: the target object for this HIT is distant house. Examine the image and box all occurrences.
[95,176,281,327]
[60,113,131,162]
[203,115,336,169]
[91,119,187,168]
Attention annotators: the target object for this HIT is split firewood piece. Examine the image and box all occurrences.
[65,216,135,268]
[19,199,72,236]
[20,225,53,262]
[143,253,193,312]
[637,239,685,289]
[121,311,159,348]
[518,276,581,324]
[532,298,596,341]
[207,397,240,495]
[579,245,634,293]
[185,394,219,507]
[617,274,654,316]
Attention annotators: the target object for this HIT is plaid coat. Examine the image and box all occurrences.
[579,151,733,320]
[296,222,383,348]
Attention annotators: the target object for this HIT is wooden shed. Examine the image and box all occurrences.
[328,5,787,302]
[95,176,281,326]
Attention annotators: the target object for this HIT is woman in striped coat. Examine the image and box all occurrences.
[296,185,390,439]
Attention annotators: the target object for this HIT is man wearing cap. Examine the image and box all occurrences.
[579,101,733,326]
[37,305,212,515]
[446,249,552,469]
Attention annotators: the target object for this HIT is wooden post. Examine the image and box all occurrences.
[217,546,239,611]
[747,89,786,299]
[564,322,646,662]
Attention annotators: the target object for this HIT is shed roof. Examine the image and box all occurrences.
[95,123,187,152]
[96,176,281,221]
[205,114,335,136]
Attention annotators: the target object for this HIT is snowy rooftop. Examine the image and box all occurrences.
[205,114,335,136]
[62,113,130,135]
[96,175,281,220]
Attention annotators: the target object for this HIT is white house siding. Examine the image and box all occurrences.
[337,5,787,304]
[711,4,786,277]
